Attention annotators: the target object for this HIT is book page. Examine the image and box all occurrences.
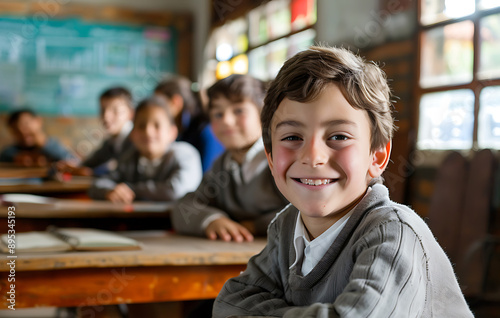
[54,228,140,251]
[1,232,72,253]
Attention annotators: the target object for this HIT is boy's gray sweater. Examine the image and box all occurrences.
[171,143,289,237]
[213,184,473,318]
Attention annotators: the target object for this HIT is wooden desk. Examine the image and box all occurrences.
[0,163,48,179]
[0,195,172,232]
[0,231,266,309]
[0,176,92,195]
[0,194,172,218]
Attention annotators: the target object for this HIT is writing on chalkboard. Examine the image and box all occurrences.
[0,17,177,116]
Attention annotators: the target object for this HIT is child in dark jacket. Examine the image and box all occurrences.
[88,96,202,203]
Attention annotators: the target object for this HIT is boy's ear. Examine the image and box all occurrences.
[368,141,391,178]
[170,94,184,117]
[264,149,274,174]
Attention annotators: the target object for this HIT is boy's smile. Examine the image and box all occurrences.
[266,83,389,237]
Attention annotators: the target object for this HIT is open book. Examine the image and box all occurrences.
[1,227,141,253]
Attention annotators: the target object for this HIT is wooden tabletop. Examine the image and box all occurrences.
[0,194,172,218]
[0,176,92,194]
[0,163,48,178]
[0,231,267,271]
[0,231,267,309]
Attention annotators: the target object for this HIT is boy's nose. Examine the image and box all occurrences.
[301,138,328,167]
[221,112,235,126]
[145,124,156,136]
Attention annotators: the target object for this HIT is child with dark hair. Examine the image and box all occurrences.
[171,74,289,241]
[57,86,135,176]
[154,76,224,172]
[213,46,473,317]
[88,96,202,203]
[0,109,76,166]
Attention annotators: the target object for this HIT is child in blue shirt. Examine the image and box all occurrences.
[0,109,76,166]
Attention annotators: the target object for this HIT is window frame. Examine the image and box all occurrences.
[415,1,500,155]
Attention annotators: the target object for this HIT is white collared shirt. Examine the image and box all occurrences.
[223,138,268,185]
[137,155,164,178]
[291,188,371,276]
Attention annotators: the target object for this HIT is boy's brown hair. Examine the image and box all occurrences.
[134,96,175,125]
[262,46,395,154]
[154,76,203,117]
[99,87,133,108]
[207,74,266,111]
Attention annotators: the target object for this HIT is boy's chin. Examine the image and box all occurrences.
[139,149,165,160]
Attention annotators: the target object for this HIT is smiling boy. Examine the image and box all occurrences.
[88,96,202,203]
[213,47,473,317]
[171,74,288,242]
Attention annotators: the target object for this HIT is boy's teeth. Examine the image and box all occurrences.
[300,178,332,186]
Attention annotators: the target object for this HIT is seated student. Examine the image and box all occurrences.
[0,109,76,166]
[213,47,473,317]
[154,76,224,172]
[57,86,134,176]
[171,74,289,241]
[88,96,202,203]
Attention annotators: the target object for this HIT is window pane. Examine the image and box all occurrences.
[420,21,474,87]
[249,8,268,47]
[478,0,500,10]
[479,13,500,79]
[248,46,268,81]
[287,28,316,58]
[291,0,317,31]
[417,90,474,150]
[267,0,291,40]
[478,86,500,149]
[421,0,475,25]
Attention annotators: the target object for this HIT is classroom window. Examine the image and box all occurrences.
[417,0,500,150]
[204,0,316,83]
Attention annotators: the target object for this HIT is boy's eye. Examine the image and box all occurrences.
[329,135,348,141]
[210,111,223,119]
[281,135,301,141]
[233,107,244,115]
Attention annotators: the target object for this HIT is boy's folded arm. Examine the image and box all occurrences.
[171,177,229,236]
[213,220,292,317]
[43,138,79,162]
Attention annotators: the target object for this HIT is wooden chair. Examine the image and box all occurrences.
[428,149,500,308]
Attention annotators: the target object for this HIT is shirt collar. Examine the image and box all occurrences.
[223,138,268,185]
[290,187,372,273]
[137,154,164,177]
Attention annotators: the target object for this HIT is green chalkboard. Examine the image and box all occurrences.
[0,16,177,116]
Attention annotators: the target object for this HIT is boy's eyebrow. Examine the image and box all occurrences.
[275,119,357,130]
